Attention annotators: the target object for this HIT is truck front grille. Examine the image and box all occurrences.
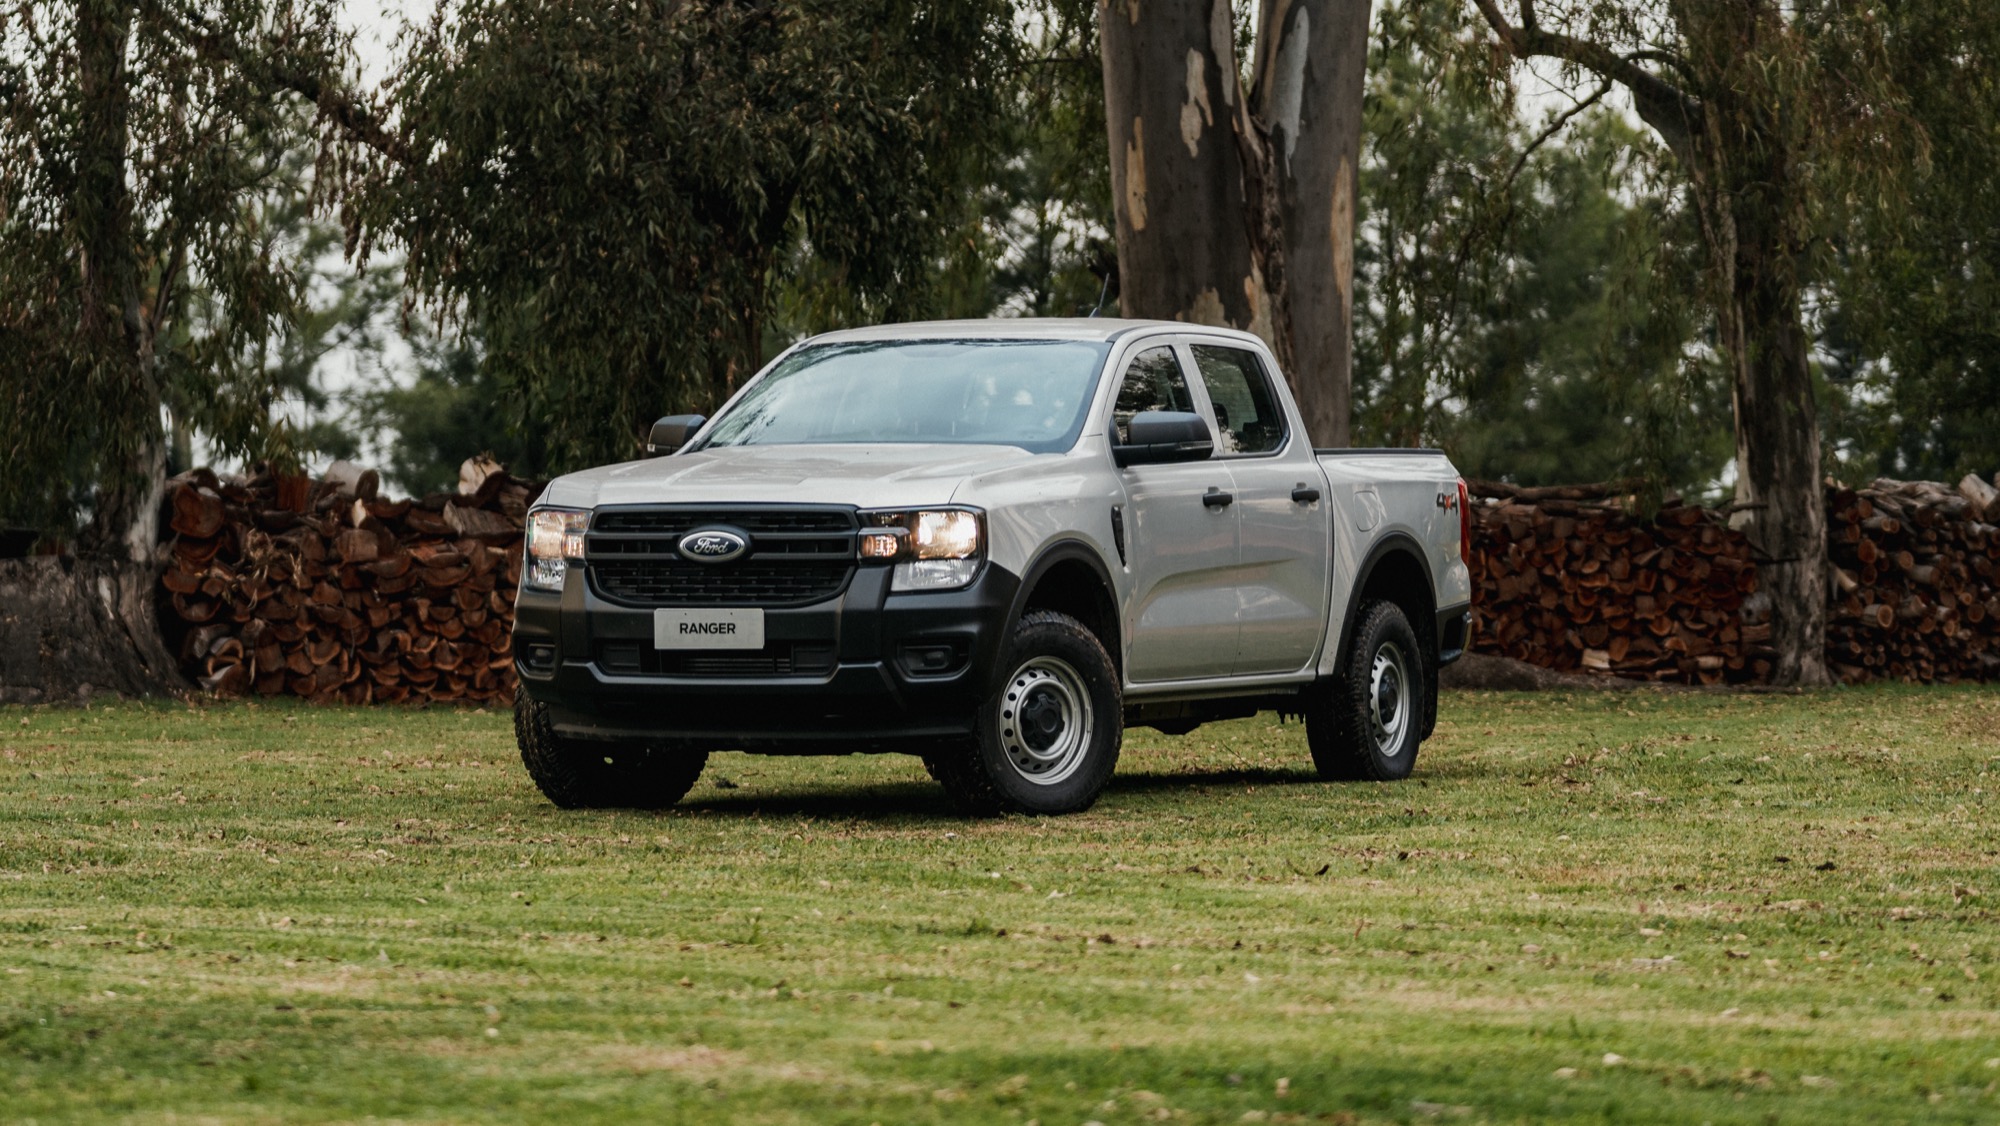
[584,505,858,608]
[594,509,854,536]
[589,558,853,606]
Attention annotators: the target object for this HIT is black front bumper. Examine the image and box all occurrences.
[513,562,1020,748]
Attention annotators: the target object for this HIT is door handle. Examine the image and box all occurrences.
[1291,485,1321,504]
[1202,488,1234,509]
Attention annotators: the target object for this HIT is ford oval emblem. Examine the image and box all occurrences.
[678,528,749,565]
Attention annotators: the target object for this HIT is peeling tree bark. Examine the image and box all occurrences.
[1100,0,1261,336]
[1100,0,1372,447]
[1244,0,1370,448]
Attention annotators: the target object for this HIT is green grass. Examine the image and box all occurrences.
[2,687,1998,1124]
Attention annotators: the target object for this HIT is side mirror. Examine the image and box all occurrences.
[1114,411,1214,467]
[645,414,707,457]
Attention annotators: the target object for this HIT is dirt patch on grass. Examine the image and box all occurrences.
[592,1042,751,1075]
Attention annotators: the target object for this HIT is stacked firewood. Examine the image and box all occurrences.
[159,458,532,704]
[156,457,1999,699]
[1466,481,1768,685]
[1825,475,2000,684]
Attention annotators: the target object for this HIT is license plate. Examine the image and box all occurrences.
[653,608,765,650]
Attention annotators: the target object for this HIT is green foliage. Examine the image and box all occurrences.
[355,0,1020,474]
[170,124,399,475]
[762,3,1116,342]
[1821,0,2000,484]
[1353,1,1732,495]
[349,322,551,496]
[963,1,1115,319]
[0,1,354,540]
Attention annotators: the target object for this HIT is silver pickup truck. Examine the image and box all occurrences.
[513,319,1472,814]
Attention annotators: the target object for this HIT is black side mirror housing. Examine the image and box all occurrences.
[1114,411,1214,467]
[645,414,707,457]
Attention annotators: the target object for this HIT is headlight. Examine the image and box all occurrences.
[523,507,589,591]
[858,508,984,592]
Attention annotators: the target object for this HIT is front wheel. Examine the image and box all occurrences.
[1306,600,1425,781]
[515,690,709,809]
[924,610,1122,815]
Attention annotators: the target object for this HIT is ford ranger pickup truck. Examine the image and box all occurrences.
[513,319,1472,814]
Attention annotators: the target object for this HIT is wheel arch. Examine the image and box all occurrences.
[1007,539,1123,680]
[1335,533,1441,738]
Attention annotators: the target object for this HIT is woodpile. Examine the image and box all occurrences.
[1467,474,2000,686]
[1825,475,2000,684]
[1465,480,1768,685]
[159,457,532,704]
[155,457,2000,700]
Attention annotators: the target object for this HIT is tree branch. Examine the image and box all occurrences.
[1470,0,1701,162]
[1505,76,1611,197]
[142,0,414,167]
[1440,78,1610,318]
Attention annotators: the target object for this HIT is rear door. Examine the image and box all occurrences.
[1110,344,1243,683]
[1184,341,1331,676]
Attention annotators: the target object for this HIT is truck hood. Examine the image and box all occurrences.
[539,443,1038,510]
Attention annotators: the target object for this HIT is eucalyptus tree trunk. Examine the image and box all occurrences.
[1100,1,1262,336]
[1467,0,1832,686]
[1243,0,1370,447]
[1099,0,1371,447]
[0,1,185,704]
[1684,13,1830,687]
[1715,220,1829,686]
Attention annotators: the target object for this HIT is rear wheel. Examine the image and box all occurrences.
[515,690,708,809]
[924,610,1121,815]
[1306,600,1424,781]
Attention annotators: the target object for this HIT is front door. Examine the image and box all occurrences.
[1186,342,1331,676]
[1111,345,1243,683]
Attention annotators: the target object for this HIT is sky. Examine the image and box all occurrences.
[346,0,425,84]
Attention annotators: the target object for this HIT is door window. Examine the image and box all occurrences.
[1111,346,1197,444]
[1189,345,1286,455]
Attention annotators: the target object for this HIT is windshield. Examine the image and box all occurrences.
[695,339,1110,453]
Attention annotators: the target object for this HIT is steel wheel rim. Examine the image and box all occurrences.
[997,655,1094,786]
[1369,640,1412,756]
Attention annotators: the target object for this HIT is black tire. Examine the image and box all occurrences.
[923,610,1122,816]
[515,690,708,809]
[1306,600,1424,781]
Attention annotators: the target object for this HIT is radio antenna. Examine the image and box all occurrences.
[1085,272,1112,318]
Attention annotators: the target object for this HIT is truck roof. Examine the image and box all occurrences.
[805,318,1270,347]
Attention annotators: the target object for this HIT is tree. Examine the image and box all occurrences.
[1464,1,1910,687]
[0,0,359,701]
[1099,0,1373,446]
[349,320,553,496]
[169,115,401,474]
[958,3,1118,321]
[767,3,1115,339]
[1354,0,1733,495]
[349,0,1020,473]
[1821,0,2000,484]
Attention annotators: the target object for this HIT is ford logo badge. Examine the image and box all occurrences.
[678,528,749,565]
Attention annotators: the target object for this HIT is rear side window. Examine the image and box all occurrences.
[1190,345,1286,455]
[1112,346,1196,444]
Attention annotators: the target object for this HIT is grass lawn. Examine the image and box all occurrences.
[2,686,1998,1124]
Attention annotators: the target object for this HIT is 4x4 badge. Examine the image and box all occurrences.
[678,528,749,564]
